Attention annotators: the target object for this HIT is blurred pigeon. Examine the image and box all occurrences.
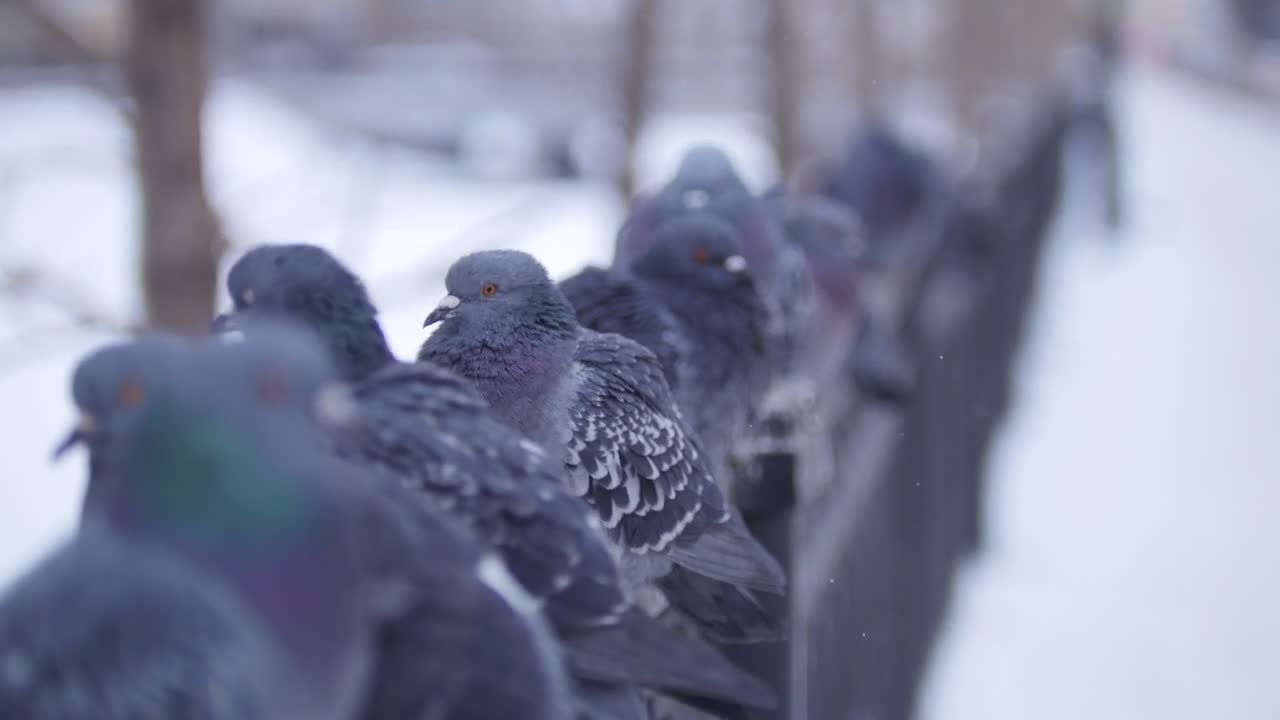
[214,248,781,711]
[6,349,373,720]
[616,145,814,376]
[220,243,392,383]
[420,249,786,643]
[558,267,686,391]
[54,335,189,527]
[763,191,865,381]
[820,125,937,244]
[188,332,577,720]
[562,213,769,478]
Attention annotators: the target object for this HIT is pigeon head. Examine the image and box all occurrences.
[781,196,867,310]
[632,213,753,293]
[203,318,359,432]
[423,250,577,341]
[106,367,320,547]
[822,126,933,238]
[672,145,745,198]
[618,145,783,289]
[218,243,394,383]
[55,335,188,462]
[101,348,371,716]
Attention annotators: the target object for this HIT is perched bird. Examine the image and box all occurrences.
[193,333,575,720]
[420,249,786,643]
[53,334,189,527]
[615,145,813,377]
[214,246,781,711]
[558,267,686,392]
[218,243,391,384]
[561,213,769,480]
[762,191,865,383]
[5,348,373,720]
[819,125,938,246]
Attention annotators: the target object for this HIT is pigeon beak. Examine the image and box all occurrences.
[724,255,748,273]
[423,295,461,328]
[210,312,232,333]
[52,412,96,461]
[209,312,245,342]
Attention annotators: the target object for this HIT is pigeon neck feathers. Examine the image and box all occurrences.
[101,381,369,709]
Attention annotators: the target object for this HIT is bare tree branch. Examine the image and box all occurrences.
[0,265,133,332]
[11,0,135,121]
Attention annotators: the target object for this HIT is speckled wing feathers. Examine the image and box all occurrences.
[566,332,728,556]
[339,361,629,632]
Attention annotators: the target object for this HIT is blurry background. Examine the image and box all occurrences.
[0,0,1277,718]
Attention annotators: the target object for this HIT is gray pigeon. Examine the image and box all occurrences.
[5,348,372,720]
[184,332,578,720]
[615,145,814,377]
[762,190,865,384]
[213,248,781,712]
[819,124,937,247]
[420,249,787,643]
[54,334,190,527]
[558,267,687,392]
[763,189,915,403]
[562,213,770,482]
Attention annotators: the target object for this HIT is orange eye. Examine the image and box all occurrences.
[119,380,145,408]
[481,283,498,298]
[692,247,709,264]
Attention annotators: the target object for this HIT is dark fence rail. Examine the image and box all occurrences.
[729,89,1078,720]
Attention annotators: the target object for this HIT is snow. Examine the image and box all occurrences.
[920,67,1280,720]
[8,62,1274,719]
[0,77,776,588]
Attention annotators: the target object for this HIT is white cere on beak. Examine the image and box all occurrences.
[240,289,255,306]
[437,295,461,311]
[724,255,748,273]
[314,382,359,427]
[682,189,710,209]
[477,554,543,616]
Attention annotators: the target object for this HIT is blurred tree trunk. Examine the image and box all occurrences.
[945,0,1004,140]
[125,0,224,333]
[769,0,799,181]
[620,0,655,200]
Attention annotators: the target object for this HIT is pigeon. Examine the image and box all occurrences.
[54,334,190,527]
[561,213,770,480]
[420,249,787,643]
[6,346,373,720]
[615,145,813,376]
[756,188,919,417]
[214,246,781,711]
[182,332,577,720]
[762,190,867,385]
[558,267,686,392]
[819,125,937,245]
[220,243,392,384]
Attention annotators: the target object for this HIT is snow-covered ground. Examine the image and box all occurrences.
[920,67,1280,719]
[0,77,777,589]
